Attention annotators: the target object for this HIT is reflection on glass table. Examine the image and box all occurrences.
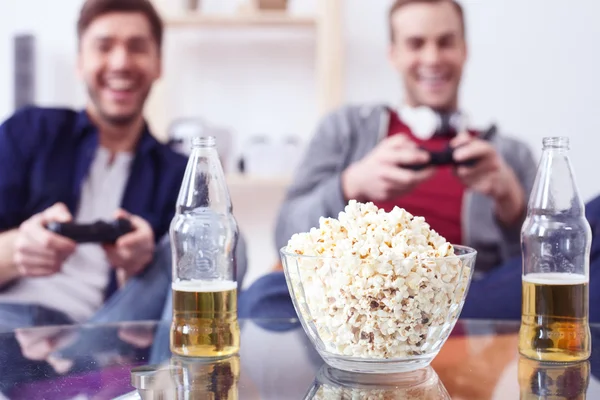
[122,358,449,400]
[304,365,449,399]
[119,354,241,399]
[1,319,600,399]
[518,357,590,399]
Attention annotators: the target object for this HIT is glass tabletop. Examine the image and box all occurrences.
[0,319,598,399]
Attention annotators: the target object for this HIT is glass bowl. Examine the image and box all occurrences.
[304,364,450,399]
[280,245,476,373]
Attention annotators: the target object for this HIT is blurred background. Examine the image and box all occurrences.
[1,0,599,288]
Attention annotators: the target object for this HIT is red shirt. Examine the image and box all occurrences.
[372,111,467,245]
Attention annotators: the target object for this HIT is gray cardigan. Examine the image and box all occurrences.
[275,104,537,274]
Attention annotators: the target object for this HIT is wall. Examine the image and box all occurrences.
[1,0,600,287]
[0,0,87,119]
[459,0,600,203]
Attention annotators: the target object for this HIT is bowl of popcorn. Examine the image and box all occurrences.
[280,201,476,374]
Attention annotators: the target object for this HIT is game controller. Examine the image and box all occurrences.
[401,124,497,171]
[401,145,480,171]
[45,218,134,244]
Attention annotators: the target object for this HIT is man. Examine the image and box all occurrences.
[0,0,196,330]
[275,0,536,275]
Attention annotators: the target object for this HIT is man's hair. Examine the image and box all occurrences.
[388,0,465,42]
[77,0,164,51]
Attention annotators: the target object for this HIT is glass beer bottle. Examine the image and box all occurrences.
[170,136,240,358]
[519,137,591,362]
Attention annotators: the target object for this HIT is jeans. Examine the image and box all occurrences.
[0,304,72,333]
[0,236,173,390]
[0,231,249,329]
[57,233,247,360]
[0,235,173,332]
[0,233,249,395]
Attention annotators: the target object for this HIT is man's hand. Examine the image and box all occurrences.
[452,132,526,226]
[13,203,76,277]
[342,135,435,202]
[103,209,155,282]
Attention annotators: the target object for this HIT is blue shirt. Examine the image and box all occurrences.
[0,106,188,242]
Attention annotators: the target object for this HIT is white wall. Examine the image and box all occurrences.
[1,0,600,286]
[459,0,600,203]
[0,0,87,118]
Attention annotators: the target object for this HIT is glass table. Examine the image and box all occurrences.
[0,319,598,399]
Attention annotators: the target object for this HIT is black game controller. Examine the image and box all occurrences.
[402,145,480,171]
[401,125,497,171]
[46,218,134,244]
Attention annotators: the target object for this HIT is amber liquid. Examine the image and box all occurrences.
[170,280,240,357]
[519,273,590,362]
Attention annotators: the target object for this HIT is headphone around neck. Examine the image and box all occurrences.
[398,106,469,140]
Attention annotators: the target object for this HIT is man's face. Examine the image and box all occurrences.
[77,12,161,126]
[389,1,467,111]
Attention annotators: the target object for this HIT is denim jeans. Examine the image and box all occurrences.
[0,231,247,396]
[0,236,174,381]
[0,232,248,328]
[0,235,171,332]
[0,303,72,332]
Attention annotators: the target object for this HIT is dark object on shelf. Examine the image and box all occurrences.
[14,34,36,110]
[254,0,287,11]
[186,0,200,11]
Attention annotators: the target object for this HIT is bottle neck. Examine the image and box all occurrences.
[542,136,569,150]
[529,137,582,215]
[192,136,216,148]
[176,136,231,212]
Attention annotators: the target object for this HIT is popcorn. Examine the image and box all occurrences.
[285,201,471,359]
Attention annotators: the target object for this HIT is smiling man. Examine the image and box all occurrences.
[0,0,188,328]
[275,0,536,276]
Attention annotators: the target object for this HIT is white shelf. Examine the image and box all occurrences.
[145,1,343,141]
[164,12,317,28]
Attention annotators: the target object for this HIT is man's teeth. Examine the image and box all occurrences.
[107,79,134,91]
[419,74,446,84]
